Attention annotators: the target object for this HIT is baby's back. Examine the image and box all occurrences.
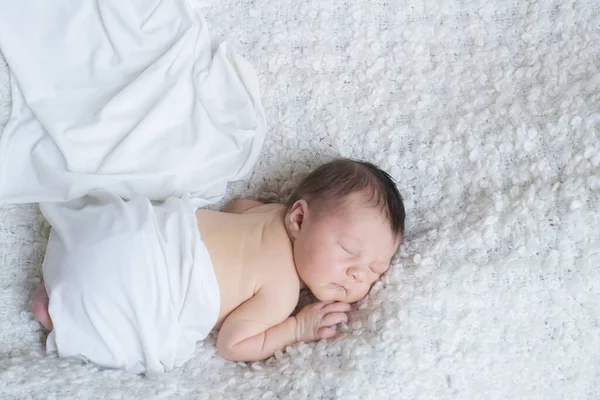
[195,204,299,328]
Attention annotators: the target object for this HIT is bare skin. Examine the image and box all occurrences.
[32,191,400,362]
[31,284,52,330]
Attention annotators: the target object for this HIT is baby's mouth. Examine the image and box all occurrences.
[332,283,346,293]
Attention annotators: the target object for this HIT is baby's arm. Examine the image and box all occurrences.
[216,286,297,362]
[217,287,350,362]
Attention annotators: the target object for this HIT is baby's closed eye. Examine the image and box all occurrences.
[338,242,356,257]
[338,243,354,256]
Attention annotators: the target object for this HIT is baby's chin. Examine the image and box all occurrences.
[310,283,349,303]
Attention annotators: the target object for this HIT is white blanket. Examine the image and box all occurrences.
[42,194,220,375]
[1,0,600,399]
[0,0,265,206]
[0,0,263,379]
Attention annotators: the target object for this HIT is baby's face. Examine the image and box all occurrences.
[293,192,400,303]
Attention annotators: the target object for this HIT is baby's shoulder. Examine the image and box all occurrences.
[256,241,298,285]
[224,198,284,215]
[255,229,299,305]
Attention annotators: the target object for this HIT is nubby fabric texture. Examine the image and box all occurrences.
[1,0,599,398]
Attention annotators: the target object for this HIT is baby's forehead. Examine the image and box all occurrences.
[333,193,391,224]
[329,207,398,249]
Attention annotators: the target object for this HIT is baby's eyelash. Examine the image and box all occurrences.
[339,243,354,256]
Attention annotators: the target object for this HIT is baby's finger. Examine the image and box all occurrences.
[322,301,352,314]
[317,327,337,339]
[320,312,348,327]
[311,300,335,310]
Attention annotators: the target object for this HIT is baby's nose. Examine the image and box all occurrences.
[349,268,364,282]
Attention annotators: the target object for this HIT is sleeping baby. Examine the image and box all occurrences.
[30,158,405,374]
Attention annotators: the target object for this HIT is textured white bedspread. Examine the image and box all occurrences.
[1,0,599,399]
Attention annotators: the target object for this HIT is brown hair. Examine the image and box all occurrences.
[286,158,406,237]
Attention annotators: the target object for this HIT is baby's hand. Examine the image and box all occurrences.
[294,301,351,343]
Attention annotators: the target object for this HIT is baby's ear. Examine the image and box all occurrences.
[287,199,308,238]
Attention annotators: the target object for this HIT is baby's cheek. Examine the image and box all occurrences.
[311,249,332,271]
[302,243,321,267]
[353,285,372,302]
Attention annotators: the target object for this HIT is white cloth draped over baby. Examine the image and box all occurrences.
[0,0,265,373]
[41,194,220,374]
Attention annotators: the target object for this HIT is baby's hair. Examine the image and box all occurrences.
[286,158,406,237]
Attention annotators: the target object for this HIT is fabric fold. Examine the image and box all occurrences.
[0,0,264,373]
[0,0,265,206]
[42,193,220,374]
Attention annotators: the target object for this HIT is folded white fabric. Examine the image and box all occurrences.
[0,0,265,373]
[41,193,220,375]
[0,0,265,206]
